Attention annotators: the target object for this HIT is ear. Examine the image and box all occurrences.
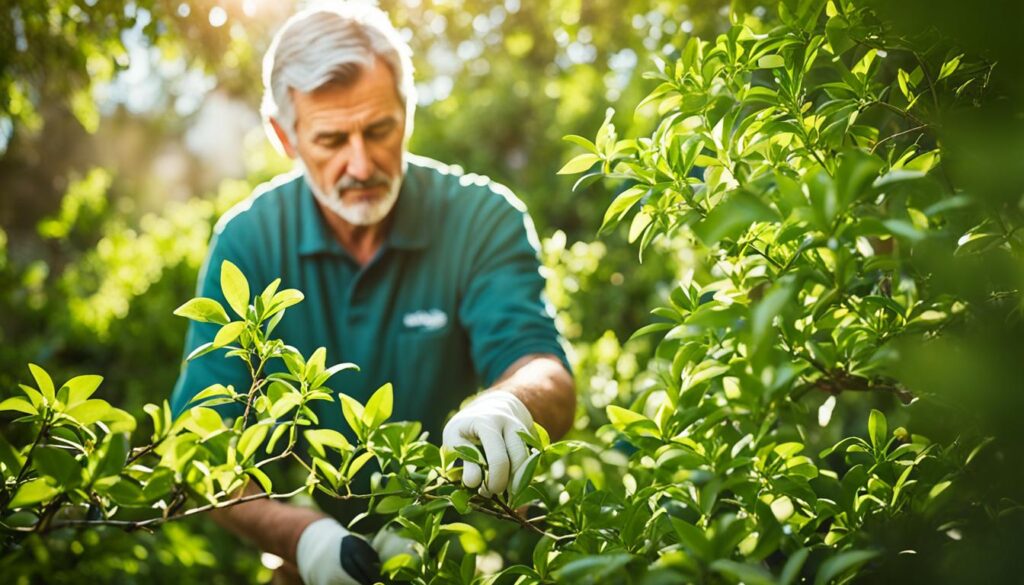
[269,117,298,159]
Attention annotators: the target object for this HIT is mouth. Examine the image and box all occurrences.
[337,184,387,202]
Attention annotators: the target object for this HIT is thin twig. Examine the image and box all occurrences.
[870,124,930,154]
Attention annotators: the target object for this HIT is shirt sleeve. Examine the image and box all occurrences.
[169,218,257,419]
[457,190,571,387]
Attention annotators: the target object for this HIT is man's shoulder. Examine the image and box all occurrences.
[213,170,304,238]
[408,154,527,218]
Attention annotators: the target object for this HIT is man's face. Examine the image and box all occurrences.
[288,57,406,226]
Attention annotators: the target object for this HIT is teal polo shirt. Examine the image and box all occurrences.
[170,154,568,446]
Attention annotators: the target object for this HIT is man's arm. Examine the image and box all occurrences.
[209,483,325,565]
[490,353,576,440]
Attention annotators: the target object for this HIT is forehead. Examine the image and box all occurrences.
[292,58,404,132]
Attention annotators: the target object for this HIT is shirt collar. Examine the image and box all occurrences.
[297,160,431,257]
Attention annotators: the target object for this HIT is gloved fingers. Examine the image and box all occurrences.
[502,422,530,483]
[339,534,382,585]
[477,425,511,495]
[445,432,484,489]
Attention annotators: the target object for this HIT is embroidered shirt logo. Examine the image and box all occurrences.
[402,309,448,331]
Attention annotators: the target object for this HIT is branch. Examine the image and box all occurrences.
[870,124,930,154]
[15,485,308,534]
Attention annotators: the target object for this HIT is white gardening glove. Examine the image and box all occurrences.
[442,390,534,497]
[296,518,381,585]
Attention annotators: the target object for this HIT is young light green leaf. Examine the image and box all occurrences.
[0,397,37,416]
[213,321,246,349]
[868,409,887,450]
[173,297,230,325]
[339,393,366,440]
[220,260,250,319]
[238,423,271,461]
[9,478,59,508]
[63,375,103,407]
[345,451,374,480]
[364,383,393,429]
[65,399,112,426]
[28,364,55,404]
[557,153,601,175]
[756,54,785,69]
[304,428,352,458]
[600,186,646,233]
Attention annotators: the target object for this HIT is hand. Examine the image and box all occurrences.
[442,390,534,496]
[295,518,380,585]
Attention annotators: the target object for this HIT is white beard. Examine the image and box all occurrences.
[299,160,402,226]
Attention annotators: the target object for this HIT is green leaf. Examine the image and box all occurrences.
[450,489,472,514]
[937,54,962,81]
[693,190,777,244]
[189,384,235,406]
[510,451,541,499]
[709,559,775,585]
[756,54,785,69]
[553,553,634,582]
[814,550,879,585]
[563,134,598,153]
[0,397,37,415]
[868,409,887,450]
[183,407,225,436]
[346,451,374,480]
[173,297,230,325]
[339,393,366,439]
[213,322,246,349]
[186,342,218,361]
[220,260,250,319]
[375,495,413,514]
[600,186,647,233]
[63,375,103,407]
[28,363,55,404]
[780,548,810,585]
[65,399,112,426]
[669,517,712,561]
[269,289,305,314]
[96,433,130,479]
[381,553,415,576]
[9,478,59,508]
[33,446,80,487]
[248,467,273,492]
[304,428,352,458]
[364,383,393,430]
[452,445,484,466]
[557,153,601,175]
[606,405,649,428]
[440,522,486,553]
[238,423,271,461]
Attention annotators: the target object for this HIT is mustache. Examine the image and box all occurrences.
[332,171,392,193]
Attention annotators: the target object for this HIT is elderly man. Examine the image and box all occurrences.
[169,3,574,584]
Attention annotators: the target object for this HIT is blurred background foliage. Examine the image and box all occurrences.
[1,0,1021,582]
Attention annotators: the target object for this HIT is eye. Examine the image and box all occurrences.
[315,132,348,148]
[365,119,397,140]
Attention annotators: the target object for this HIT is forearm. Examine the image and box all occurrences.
[209,482,326,564]
[491,354,576,440]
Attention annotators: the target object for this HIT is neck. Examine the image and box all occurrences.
[316,200,390,266]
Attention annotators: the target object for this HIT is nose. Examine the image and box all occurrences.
[345,134,373,182]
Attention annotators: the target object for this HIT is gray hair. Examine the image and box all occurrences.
[260,2,416,151]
